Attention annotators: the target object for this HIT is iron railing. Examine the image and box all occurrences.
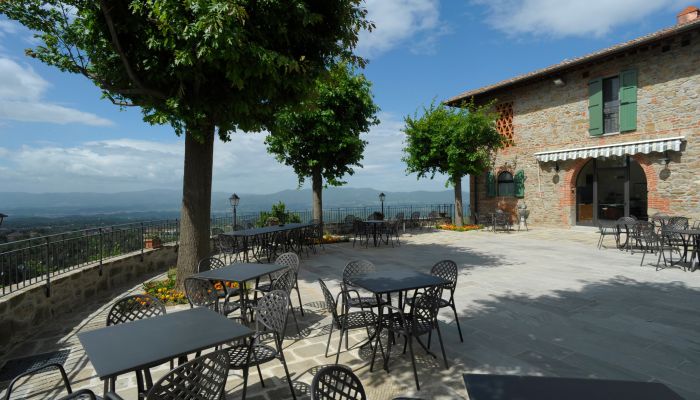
[0,203,465,297]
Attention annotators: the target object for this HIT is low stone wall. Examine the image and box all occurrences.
[0,244,178,359]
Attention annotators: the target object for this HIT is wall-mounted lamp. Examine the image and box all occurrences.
[553,77,566,87]
[554,162,560,174]
[658,151,671,167]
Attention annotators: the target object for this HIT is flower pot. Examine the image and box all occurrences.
[145,238,162,249]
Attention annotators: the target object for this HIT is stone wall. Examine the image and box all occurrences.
[470,29,700,226]
[0,245,178,358]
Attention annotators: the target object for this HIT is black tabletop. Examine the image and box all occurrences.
[463,374,683,400]
[351,269,448,294]
[193,263,287,283]
[223,223,312,237]
[79,308,253,379]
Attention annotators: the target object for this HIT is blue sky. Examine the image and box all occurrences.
[0,0,689,193]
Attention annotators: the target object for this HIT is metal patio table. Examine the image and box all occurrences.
[599,219,639,250]
[350,269,448,357]
[223,223,312,262]
[666,227,700,271]
[193,262,287,321]
[463,373,683,400]
[78,308,253,396]
[364,220,389,247]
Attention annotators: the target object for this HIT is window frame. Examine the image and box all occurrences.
[602,75,620,135]
[497,171,515,197]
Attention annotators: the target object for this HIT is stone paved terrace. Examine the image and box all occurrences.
[2,227,700,399]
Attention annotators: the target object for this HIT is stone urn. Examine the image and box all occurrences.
[517,203,530,230]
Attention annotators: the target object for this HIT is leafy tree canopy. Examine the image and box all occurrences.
[1,0,371,139]
[266,62,379,186]
[402,100,504,184]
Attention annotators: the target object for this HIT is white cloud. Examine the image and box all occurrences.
[0,113,450,193]
[0,57,112,126]
[357,0,448,57]
[473,0,687,37]
[0,20,20,37]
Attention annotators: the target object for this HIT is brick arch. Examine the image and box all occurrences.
[560,158,591,225]
[631,154,670,213]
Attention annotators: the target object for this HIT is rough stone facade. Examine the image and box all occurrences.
[469,30,700,227]
[0,245,178,359]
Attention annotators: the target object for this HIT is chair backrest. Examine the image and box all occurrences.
[342,260,376,286]
[636,221,657,243]
[410,288,442,331]
[411,211,420,220]
[317,279,340,324]
[430,260,458,290]
[668,216,689,230]
[271,269,295,294]
[107,294,166,326]
[184,278,219,312]
[311,364,367,400]
[395,212,405,220]
[368,211,383,221]
[146,350,229,400]
[275,252,300,273]
[216,234,238,253]
[198,257,226,272]
[617,216,636,226]
[255,290,290,336]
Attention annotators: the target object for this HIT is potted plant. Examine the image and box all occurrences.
[144,233,163,249]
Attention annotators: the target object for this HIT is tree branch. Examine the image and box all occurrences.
[98,0,166,99]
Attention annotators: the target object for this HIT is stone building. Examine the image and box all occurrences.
[446,7,700,227]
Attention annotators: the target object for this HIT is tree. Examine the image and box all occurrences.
[402,100,504,226]
[266,63,379,223]
[1,0,370,288]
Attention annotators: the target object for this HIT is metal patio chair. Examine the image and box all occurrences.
[352,220,369,248]
[342,260,388,311]
[225,290,297,399]
[257,252,304,315]
[198,257,240,302]
[184,277,240,317]
[145,350,230,400]
[251,268,300,335]
[370,286,448,391]
[216,234,242,263]
[311,364,367,400]
[318,279,377,364]
[430,260,463,342]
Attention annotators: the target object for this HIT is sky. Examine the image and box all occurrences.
[0,0,690,194]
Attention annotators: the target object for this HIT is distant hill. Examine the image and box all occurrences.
[0,187,467,217]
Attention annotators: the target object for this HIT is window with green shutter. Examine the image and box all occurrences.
[514,170,526,198]
[588,78,603,136]
[486,172,496,197]
[619,69,638,132]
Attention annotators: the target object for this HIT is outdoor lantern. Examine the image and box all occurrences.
[0,213,6,227]
[658,151,671,167]
[379,192,386,216]
[229,193,240,230]
[554,162,560,174]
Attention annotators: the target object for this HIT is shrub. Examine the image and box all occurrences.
[255,201,301,227]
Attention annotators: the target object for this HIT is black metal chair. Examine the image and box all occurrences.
[251,268,300,335]
[492,210,511,232]
[409,211,421,230]
[216,234,242,263]
[429,260,463,342]
[343,215,357,234]
[184,277,240,316]
[342,260,388,311]
[382,219,401,247]
[106,294,166,326]
[4,363,73,400]
[198,257,240,301]
[146,350,230,400]
[225,290,297,400]
[277,252,304,316]
[352,220,369,247]
[318,279,377,364]
[371,287,448,391]
[311,364,367,400]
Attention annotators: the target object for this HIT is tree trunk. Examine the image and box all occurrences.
[175,124,215,290]
[312,167,323,224]
[453,174,464,227]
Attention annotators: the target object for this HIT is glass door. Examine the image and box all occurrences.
[596,156,628,221]
[576,160,595,225]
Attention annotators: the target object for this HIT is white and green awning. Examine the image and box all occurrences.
[534,136,685,163]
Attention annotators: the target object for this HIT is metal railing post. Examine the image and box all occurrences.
[140,222,145,261]
[99,228,104,276]
[44,237,51,297]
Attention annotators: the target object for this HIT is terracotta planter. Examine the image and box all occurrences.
[145,238,163,249]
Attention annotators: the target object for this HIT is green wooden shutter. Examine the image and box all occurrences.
[486,172,496,197]
[588,78,603,136]
[514,170,526,198]
[619,69,638,132]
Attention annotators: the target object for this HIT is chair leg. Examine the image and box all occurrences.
[241,366,250,400]
[256,362,265,387]
[335,327,345,364]
[407,336,420,391]
[289,301,300,334]
[278,347,297,400]
[436,324,449,369]
[384,330,394,372]
[325,323,334,358]
[294,284,304,316]
[451,303,464,342]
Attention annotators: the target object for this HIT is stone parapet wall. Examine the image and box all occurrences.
[0,245,178,360]
[471,31,700,226]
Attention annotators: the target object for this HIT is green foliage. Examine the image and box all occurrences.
[0,0,372,139]
[266,62,379,186]
[402,99,505,184]
[255,202,301,227]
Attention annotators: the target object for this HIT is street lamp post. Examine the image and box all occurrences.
[379,192,386,218]
[0,213,6,227]
[229,194,240,230]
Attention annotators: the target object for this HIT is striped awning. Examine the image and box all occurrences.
[534,136,685,163]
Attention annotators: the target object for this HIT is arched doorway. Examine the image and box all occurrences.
[576,156,647,225]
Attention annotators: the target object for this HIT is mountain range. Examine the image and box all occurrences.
[0,187,467,217]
